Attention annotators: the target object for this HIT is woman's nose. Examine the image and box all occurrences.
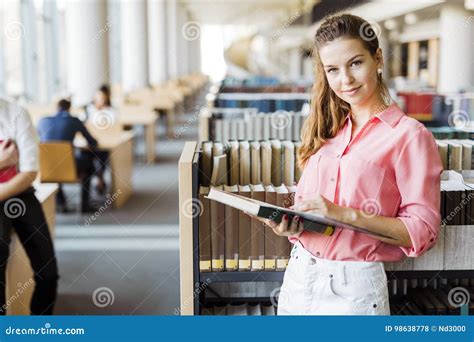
[341,69,355,85]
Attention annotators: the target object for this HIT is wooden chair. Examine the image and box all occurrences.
[39,142,78,183]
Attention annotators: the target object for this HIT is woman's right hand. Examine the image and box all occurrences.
[246,213,304,237]
[0,140,18,169]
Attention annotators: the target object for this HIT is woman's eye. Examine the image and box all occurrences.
[350,60,362,67]
[327,68,338,73]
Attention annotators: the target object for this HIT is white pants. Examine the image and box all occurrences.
[277,242,391,315]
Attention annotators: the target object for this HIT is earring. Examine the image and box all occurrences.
[377,68,383,75]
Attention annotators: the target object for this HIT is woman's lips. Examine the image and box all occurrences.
[342,85,362,96]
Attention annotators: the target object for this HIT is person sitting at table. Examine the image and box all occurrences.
[37,99,98,213]
[83,85,117,194]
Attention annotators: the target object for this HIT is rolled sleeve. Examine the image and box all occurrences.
[395,127,442,257]
[15,106,39,172]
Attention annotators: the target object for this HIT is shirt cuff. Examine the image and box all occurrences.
[398,216,438,257]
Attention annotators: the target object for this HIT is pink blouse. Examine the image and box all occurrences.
[290,103,443,262]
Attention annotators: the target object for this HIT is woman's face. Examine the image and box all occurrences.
[318,37,382,108]
[94,91,107,109]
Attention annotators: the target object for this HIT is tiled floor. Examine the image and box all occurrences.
[54,109,201,315]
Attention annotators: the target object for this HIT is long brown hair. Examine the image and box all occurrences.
[298,14,391,168]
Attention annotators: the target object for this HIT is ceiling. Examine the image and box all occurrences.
[181,0,319,27]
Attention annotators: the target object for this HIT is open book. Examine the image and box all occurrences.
[206,188,393,239]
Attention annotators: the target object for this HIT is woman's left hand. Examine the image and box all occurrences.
[291,194,344,222]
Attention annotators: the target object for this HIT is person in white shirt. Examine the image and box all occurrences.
[0,98,58,315]
[83,85,118,194]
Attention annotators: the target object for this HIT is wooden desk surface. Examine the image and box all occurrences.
[34,182,60,202]
[74,130,134,150]
[119,115,156,126]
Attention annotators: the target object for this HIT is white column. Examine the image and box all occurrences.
[121,0,148,92]
[20,1,38,102]
[176,3,189,76]
[0,8,5,96]
[65,0,109,106]
[188,33,202,74]
[166,0,178,79]
[148,0,167,85]
[108,0,122,86]
[43,0,61,102]
[438,3,473,93]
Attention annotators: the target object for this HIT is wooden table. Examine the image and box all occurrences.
[6,183,58,315]
[75,131,134,208]
[118,106,158,164]
[126,95,176,138]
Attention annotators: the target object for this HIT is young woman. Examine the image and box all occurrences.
[258,14,442,315]
[84,85,117,194]
[0,98,59,315]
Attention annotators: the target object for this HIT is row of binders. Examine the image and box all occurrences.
[200,140,301,188]
[397,92,474,124]
[198,184,295,272]
[430,127,471,140]
[202,279,474,315]
[391,281,474,315]
[220,76,281,87]
[212,110,307,142]
[436,139,474,170]
[214,93,310,112]
[440,170,474,225]
[432,92,474,125]
[201,303,276,316]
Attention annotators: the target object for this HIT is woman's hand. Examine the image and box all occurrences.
[291,194,344,222]
[246,213,304,237]
[0,140,19,170]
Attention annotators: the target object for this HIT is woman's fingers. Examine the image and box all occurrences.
[289,216,302,234]
[245,212,304,236]
[244,212,278,229]
[271,214,288,236]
